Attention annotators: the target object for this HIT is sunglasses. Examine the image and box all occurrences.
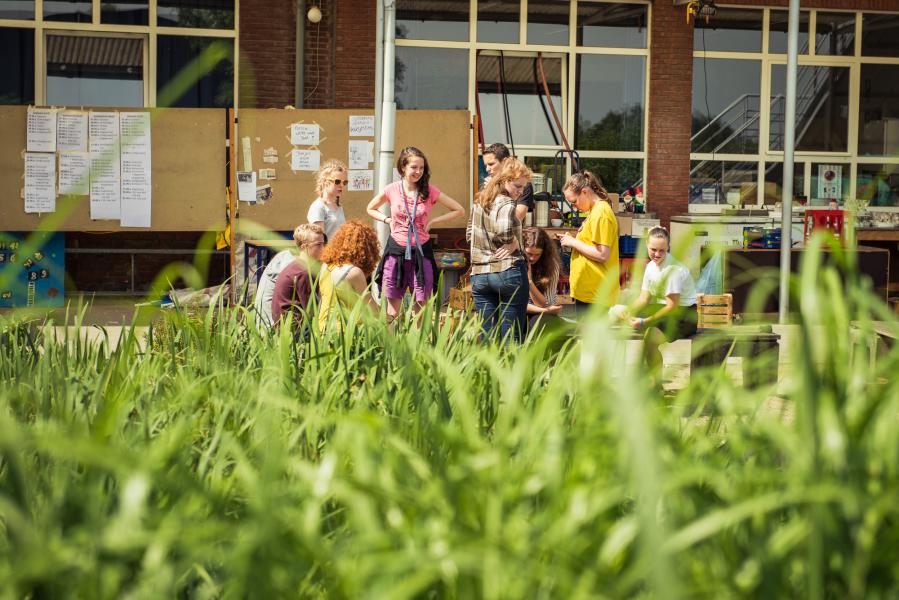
[329,179,347,185]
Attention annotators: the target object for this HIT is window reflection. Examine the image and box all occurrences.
[101,0,148,25]
[0,27,34,104]
[477,0,519,44]
[578,158,643,196]
[764,162,805,205]
[397,0,468,42]
[158,0,234,29]
[691,58,760,154]
[857,164,899,207]
[577,2,647,49]
[693,7,762,53]
[44,0,91,23]
[859,64,899,156]
[862,13,899,57]
[768,10,809,54]
[690,160,758,205]
[395,46,467,110]
[770,64,849,152]
[527,0,569,46]
[815,12,854,56]
[576,55,644,152]
[157,36,233,108]
[46,34,143,107]
[0,1,34,19]
[477,54,562,146]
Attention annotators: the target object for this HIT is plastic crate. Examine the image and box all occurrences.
[619,235,639,256]
[804,209,847,242]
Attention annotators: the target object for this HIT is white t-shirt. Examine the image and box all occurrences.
[307,198,345,241]
[641,254,697,307]
[253,249,297,329]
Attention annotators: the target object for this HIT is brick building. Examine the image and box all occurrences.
[242,0,899,226]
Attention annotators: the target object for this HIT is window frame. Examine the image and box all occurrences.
[691,6,899,209]
[0,0,238,108]
[395,0,651,195]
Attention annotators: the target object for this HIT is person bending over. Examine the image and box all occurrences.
[271,223,325,333]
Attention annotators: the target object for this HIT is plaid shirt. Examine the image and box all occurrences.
[467,195,524,275]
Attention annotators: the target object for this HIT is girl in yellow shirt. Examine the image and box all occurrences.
[557,171,619,315]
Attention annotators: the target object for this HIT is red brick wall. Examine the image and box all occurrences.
[239,0,297,108]
[646,0,694,227]
[648,0,899,225]
[301,0,375,108]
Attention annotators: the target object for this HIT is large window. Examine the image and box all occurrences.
[396,1,649,197]
[0,0,236,107]
[691,8,899,207]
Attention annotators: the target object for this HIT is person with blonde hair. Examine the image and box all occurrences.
[368,146,465,319]
[254,222,325,331]
[467,157,531,343]
[271,223,326,332]
[307,159,347,241]
[557,170,619,314]
[624,226,697,373]
[317,220,381,332]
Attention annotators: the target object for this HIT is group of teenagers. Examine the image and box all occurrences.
[253,143,699,370]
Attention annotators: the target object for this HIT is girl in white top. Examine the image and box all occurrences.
[627,226,698,373]
[307,159,347,241]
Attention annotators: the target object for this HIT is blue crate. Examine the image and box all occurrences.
[619,235,639,256]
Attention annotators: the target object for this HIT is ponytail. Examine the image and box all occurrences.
[563,170,609,201]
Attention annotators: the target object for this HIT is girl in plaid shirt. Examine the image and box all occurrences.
[467,158,531,343]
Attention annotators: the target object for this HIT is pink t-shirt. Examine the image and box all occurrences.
[384,181,441,246]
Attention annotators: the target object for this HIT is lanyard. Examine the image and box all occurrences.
[399,183,424,260]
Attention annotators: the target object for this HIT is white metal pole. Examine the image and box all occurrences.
[375,0,396,247]
[778,0,800,323]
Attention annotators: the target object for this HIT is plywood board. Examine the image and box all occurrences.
[0,106,226,231]
[235,109,470,234]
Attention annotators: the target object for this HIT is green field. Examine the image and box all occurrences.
[2,244,899,599]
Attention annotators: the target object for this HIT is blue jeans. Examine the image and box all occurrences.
[471,261,529,343]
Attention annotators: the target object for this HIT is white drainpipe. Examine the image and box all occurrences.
[375,0,396,247]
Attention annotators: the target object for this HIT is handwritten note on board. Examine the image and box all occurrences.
[349,115,375,137]
[290,123,320,146]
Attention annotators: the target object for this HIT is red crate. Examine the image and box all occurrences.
[804,209,848,242]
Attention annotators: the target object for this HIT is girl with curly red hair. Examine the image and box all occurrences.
[317,220,381,332]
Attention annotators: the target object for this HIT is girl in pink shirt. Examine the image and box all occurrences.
[367,146,465,319]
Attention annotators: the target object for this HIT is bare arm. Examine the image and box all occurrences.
[426,192,466,230]
[630,293,680,330]
[366,192,391,225]
[514,203,528,222]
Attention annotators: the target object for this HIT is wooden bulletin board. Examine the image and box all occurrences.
[235,109,470,233]
[0,106,227,232]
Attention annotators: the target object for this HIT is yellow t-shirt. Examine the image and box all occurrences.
[317,263,354,332]
[570,200,619,305]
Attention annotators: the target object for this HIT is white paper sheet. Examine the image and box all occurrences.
[290,123,320,146]
[119,112,152,227]
[237,171,256,202]
[348,140,374,169]
[89,111,121,220]
[27,108,57,152]
[24,153,56,213]
[347,169,374,192]
[57,111,88,152]
[59,152,90,196]
[90,179,120,220]
[291,149,320,172]
[349,115,375,137]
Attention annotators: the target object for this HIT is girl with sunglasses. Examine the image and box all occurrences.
[307,159,348,241]
[368,146,465,319]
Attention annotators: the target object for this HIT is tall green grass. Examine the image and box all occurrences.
[2,242,899,598]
